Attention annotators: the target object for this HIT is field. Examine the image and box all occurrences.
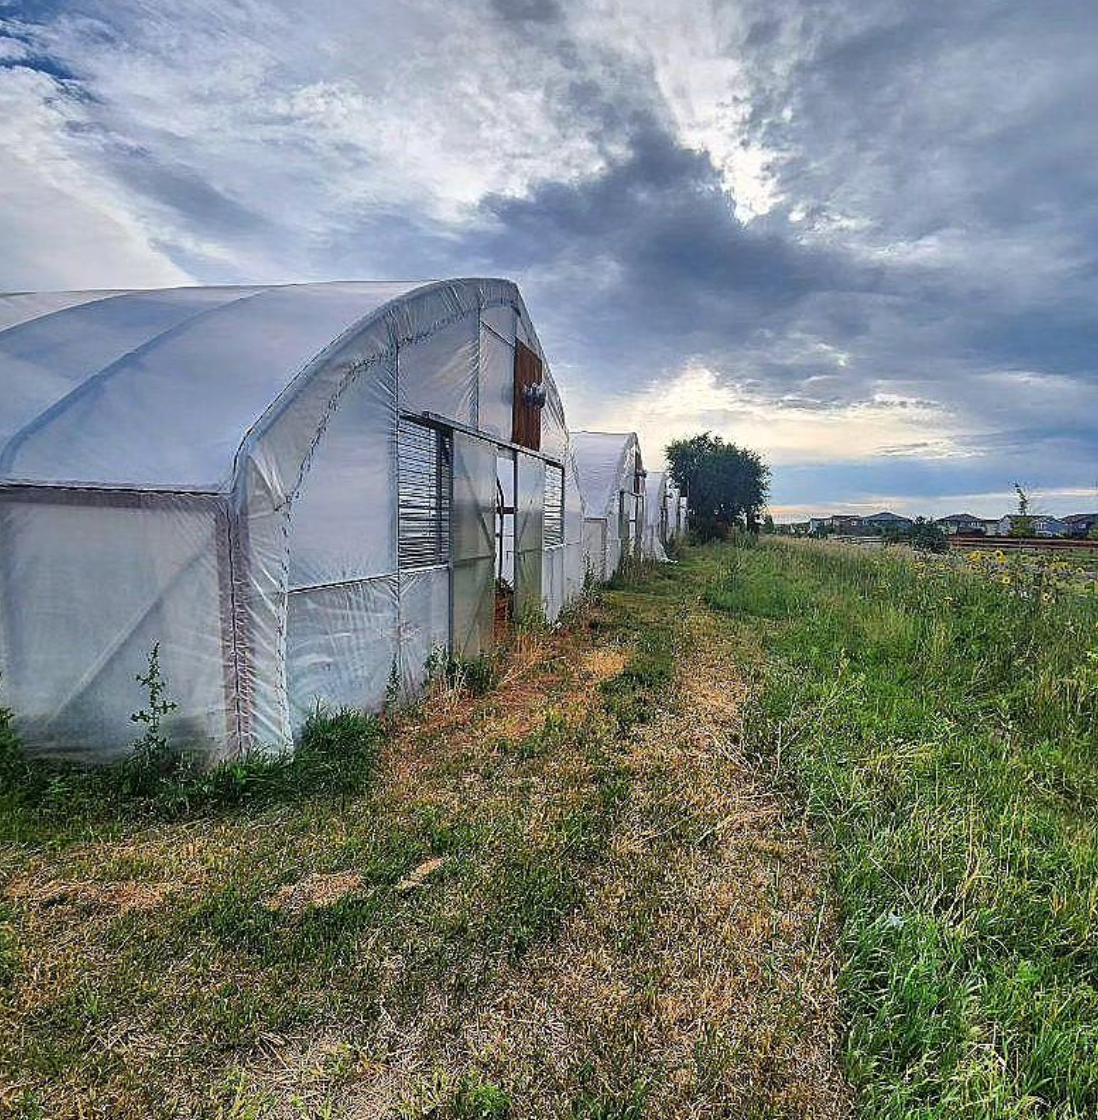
[2,538,1097,1118]
[708,538,1098,1118]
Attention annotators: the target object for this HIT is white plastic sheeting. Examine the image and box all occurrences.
[0,279,585,761]
[572,431,644,581]
[642,472,670,562]
[452,431,497,658]
[0,489,225,756]
[515,453,544,621]
[563,452,586,602]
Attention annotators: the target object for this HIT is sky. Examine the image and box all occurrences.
[1,0,1096,520]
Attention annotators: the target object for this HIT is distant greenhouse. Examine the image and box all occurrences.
[0,279,588,761]
[572,431,647,581]
[643,471,670,561]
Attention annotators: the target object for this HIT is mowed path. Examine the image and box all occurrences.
[1,565,849,1118]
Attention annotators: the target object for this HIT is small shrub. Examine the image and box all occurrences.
[453,1078,511,1119]
[384,658,402,712]
[909,517,947,553]
[428,647,498,699]
[123,643,184,796]
[514,603,551,635]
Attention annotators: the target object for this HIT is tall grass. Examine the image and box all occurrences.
[702,538,1098,1118]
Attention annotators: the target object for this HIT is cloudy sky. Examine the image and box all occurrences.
[2,0,1096,519]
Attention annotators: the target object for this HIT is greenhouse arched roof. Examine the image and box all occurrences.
[571,431,640,521]
[0,279,531,492]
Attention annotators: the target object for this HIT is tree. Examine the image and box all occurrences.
[1010,483,1034,538]
[665,433,770,540]
[763,513,776,534]
[909,517,947,553]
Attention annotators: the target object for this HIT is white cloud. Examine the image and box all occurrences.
[0,63,189,288]
[0,0,632,286]
[569,0,788,221]
[567,363,970,469]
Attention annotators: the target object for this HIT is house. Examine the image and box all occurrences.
[1063,512,1098,538]
[936,512,986,535]
[996,515,1070,537]
[864,511,914,533]
[0,279,588,761]
[809,513,871,534]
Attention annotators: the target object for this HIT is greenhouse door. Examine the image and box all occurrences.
[514,451,544,620]
[495,451,516,626]
[451,430,497,658]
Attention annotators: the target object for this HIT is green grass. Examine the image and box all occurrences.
[15,539,1091,1116]
[0,601,687,1117]
[0,708,384,843]
[695,537,1098,1118]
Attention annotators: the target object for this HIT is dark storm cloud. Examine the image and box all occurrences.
[106,150,271,237]
[473,120,881,379]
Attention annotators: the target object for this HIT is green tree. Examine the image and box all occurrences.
[1010,482,1034,538]
[909,517,948,553]
[665,433,770,540]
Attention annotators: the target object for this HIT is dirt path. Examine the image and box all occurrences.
[427,596,853,1117]
[315,590,851,1116]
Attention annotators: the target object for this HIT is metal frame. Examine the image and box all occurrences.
[411,411,564,470]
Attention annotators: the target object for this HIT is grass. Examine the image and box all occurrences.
[0,562,851,1118]
[19,536,1089,1116]
[0,708,385,845]
[698,536,1098,1118]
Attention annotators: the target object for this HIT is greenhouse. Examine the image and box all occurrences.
[0,279,585,762]
[642,471,670,561]
[572,431,646,581]
[668,481,688,541]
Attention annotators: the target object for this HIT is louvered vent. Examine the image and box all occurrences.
[544,463,564,547]
[398,418,451,568]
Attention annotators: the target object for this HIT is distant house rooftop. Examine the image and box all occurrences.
[865,510,912,523]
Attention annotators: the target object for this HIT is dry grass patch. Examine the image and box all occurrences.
[266,871,366,915]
